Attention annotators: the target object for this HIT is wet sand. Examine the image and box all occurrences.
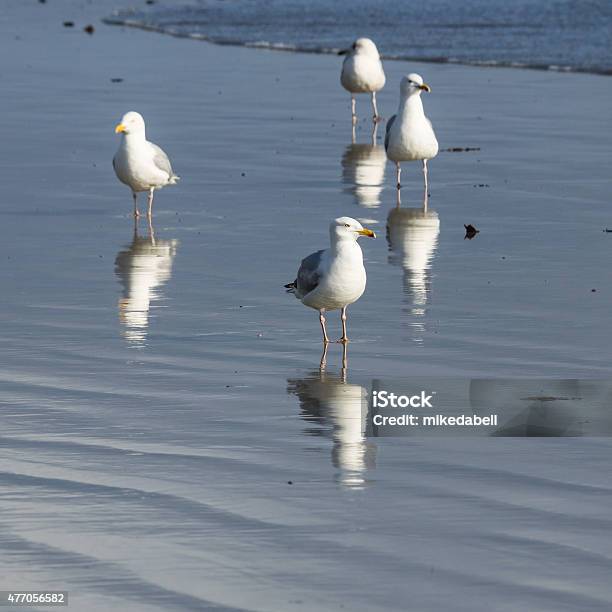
[1,1,612,610]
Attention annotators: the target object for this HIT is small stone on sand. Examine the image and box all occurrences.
[464,224,480,240]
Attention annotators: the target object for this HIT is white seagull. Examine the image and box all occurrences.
[285,217,375,344]
[339,38,386,124]
[385,73,438,202]
[113,111,179,217]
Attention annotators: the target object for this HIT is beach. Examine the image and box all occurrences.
[1,0,612,610]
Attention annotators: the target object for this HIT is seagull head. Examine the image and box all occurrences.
[331,217,376,242]
[338,37,380,58]
[400,73,431,97]
[115,111,146,136]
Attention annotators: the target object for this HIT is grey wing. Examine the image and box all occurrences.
[384,114,396,152]
[340,55,349,79]
[296,249,325,297]
[150,142,173,177]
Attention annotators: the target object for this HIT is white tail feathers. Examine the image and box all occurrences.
[168,174,180,185]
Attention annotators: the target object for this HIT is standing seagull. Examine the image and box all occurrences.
[113,111,179,218]
[339,38,386,124]
[285,217,375,344]
[385,74,438,205]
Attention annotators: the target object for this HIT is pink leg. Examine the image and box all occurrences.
[371,91,381,123]
[133,192,140,218]
[423,159,429,211]
[319,310,330,344]
[147,188,154,217]
[336,306,349,343]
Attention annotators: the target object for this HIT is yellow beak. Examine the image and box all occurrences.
[357,228,376,238]
[419,83,431,93]
[115,123,126,133]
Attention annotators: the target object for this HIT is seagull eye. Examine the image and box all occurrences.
[344,223,351,228]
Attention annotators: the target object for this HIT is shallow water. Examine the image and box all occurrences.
[2,2,612,609]
[105,0,612,75]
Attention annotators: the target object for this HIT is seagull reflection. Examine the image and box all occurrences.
[287,345,375,488]
[114,219,178,346]
[341,124,386,208]
[387,205,440,340]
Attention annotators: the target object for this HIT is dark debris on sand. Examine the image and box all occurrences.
[443,147,481,152]
[464,224,480,240]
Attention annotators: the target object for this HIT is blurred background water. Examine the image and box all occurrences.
[106,0,612,74]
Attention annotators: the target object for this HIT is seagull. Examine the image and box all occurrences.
[339,38,386,124]
[285,217,375,344]
[385,73,438,204]
[113,111,179,217]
